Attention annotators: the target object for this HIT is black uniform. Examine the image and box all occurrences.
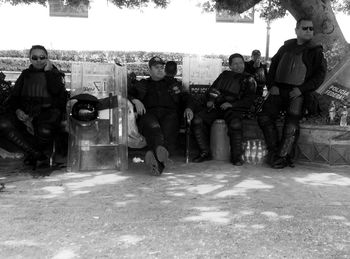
[0,65,66,162]
[192,70,256,164]
[128,76,193,154]
[257,39,327,167]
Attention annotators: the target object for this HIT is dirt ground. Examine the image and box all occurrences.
[1,157,350,259]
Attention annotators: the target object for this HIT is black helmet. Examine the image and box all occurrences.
[70,94,99,126]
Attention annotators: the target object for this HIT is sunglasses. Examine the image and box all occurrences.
[31,56,47,61]
[301,26,314,31]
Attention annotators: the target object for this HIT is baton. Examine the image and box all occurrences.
[185,117,191,164]
[109,93,113,144]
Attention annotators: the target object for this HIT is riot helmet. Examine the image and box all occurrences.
[70,93,99,126]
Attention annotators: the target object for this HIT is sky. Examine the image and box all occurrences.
[0,0,350,57]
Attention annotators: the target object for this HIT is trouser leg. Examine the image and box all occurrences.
[224,109,244,165]
[278,95,304,158]
[138,113,164,151]
[0,114,44,160]
[159,111,179,156]
[191,109,219,162]
[257,95,282,164]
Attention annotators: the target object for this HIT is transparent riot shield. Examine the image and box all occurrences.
[67,62,128,172]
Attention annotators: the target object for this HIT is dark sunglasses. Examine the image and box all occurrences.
[31,56,47,61]
[301,26,314,31]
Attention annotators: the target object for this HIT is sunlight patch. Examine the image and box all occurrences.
[72,190,90,195]
[124,194,136,198]
[115,200,137,207]
[215,179,274,198]
[46,173,91,182]
[160,200,172,204]
[294,173,350,186]
[66,174,129,190]
[187,184,224,195]
[261,211,279,218]
[324,215,347,221]
[41,186,65,198]
[251,224,265,229]
[193,206,219,212]
[239,210,254,216]
[52,249,77,259]
[166,192,186,197]
[214,174,227,180]
[1,240,40,247]
[117,235,144,246]
[183,207,230,224]
[184,211,230,224]
[261,211,294,221]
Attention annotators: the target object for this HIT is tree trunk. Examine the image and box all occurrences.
[281,0,350,71]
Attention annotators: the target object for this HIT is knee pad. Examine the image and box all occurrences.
[148,122,161,130]
[36,125,53,142]
[0,117,14,135]
[283,122,298,137]
[228,119,242,132]
[192,116,203,127]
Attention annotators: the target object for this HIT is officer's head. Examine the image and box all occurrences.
[251,49,261,63]
[29,45,48,70]
[295,17,314,44]
[148,56,165,81]
[229,53,245,74]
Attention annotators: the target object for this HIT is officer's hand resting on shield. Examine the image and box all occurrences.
[131,99,146,115]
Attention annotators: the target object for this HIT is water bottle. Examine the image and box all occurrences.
[256,140,263,164]
[242,141,247,161]
[340,106,348,127]
[262,85,268,98]
[250,140,257,164]
[244,140,251,163]
[329,101,336,124]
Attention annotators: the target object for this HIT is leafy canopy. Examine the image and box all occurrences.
[1,0,350,21]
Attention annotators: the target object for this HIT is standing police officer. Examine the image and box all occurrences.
[258,17,327,169]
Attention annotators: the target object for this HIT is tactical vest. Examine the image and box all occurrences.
[274,51,307,86]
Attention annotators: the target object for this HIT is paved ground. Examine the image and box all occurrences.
[0,156,350,259]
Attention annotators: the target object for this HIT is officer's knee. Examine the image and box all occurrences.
[192,116,203,127]
[228,119,242,131]
[37,125,53,142]
[0,117,14,133]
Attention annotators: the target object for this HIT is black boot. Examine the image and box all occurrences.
[273,123,298,169]
[259,123,279,166]
[229,132,243,166]
[192,125,211,163]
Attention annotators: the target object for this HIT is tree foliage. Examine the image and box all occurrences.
[2,0,350,22]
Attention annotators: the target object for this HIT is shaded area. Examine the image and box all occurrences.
[0,157,350,258]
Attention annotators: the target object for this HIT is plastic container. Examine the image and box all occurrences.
[210,119,230,161]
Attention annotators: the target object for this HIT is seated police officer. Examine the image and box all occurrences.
[191,53,257,166]
[0,45,66,169]
[128,56,194,176]
[245,49,268,97]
